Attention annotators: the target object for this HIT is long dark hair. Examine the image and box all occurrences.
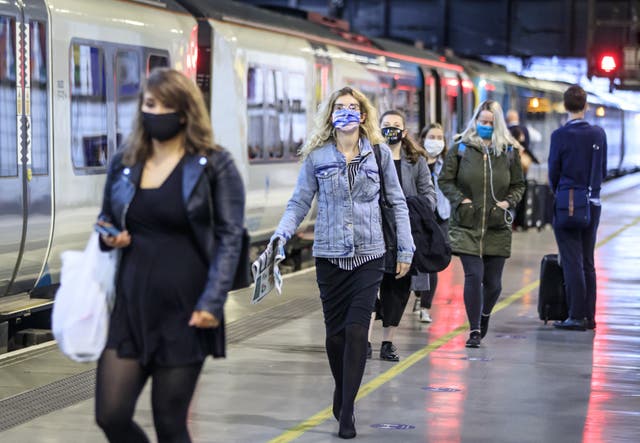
[123,68,218,166]
[379,109,425,163]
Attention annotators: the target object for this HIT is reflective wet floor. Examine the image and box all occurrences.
[1,175,639,443]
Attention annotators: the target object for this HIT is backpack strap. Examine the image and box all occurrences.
[457,142,466,158]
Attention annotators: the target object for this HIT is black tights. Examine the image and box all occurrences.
[459,254,506,331]
[326,324,368,436]
[95,349,202,443]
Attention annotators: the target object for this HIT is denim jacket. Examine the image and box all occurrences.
[274,138,414,264]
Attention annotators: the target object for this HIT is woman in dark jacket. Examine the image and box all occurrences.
[95,68,245,443]
[413,122,451,323]
[369,110,435,362]
[439,100,524,348]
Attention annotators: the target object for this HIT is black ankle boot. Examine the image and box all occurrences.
[480,315,490,338]
[380,341,399,361]
[333,389,341,421]
[338,413,356,439]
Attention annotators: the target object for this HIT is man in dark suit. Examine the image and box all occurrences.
[548,85,607,331]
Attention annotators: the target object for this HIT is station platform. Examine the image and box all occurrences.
[1,175,639,443]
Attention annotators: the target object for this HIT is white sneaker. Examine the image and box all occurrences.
[419,309,432,323]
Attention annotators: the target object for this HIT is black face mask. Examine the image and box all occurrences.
[142,111,183,141]
[381,126,403,145]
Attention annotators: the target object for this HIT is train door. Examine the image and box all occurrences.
[2,0,52,296]
[0,4,22,297]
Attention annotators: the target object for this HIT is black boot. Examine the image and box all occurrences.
[338,413,356,439]
[480,315,490,338]
[380,341,399,361]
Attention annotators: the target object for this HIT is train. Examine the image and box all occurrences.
[1,0,639,333]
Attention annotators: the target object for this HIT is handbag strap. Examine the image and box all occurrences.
[372,144,391,207]
[587,142,599,196]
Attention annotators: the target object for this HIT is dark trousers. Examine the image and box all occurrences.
[459,254,506,331]
[553,204,601,320]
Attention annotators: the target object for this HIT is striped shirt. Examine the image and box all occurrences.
[328,152,385,271]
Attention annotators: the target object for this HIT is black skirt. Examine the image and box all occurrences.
[315,257,384,336]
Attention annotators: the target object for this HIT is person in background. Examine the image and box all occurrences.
[439,100,525,348]
[95,69,245,443]
[506,109,539,230]
[368,110,435,362]
[413,122,451,323]
[270,87,414,438]
[549,85,607,331]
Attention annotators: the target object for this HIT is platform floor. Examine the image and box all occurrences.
[1,175,639,443]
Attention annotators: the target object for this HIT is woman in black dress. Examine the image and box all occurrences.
[95,68,245,443]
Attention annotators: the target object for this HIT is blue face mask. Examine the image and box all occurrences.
[332,108,361,131]
[476,124,493,139]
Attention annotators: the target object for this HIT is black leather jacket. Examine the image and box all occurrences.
[98,148,245,321]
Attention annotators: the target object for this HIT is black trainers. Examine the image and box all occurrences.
[366,341,372,359]
[480,315,490,338]
[465,331,481,348]
[380,341,400,361]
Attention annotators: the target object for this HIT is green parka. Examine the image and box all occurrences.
[438,141,525,257]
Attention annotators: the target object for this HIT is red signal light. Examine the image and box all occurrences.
[600,54,617,73]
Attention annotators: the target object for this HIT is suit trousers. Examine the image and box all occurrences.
[553,204,601,321]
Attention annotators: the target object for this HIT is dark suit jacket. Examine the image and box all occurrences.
[99,148,245,321]
[548,120,607,198]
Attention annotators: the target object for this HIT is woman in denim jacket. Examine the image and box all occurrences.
[272,87,414,438]
[369,110,435,362]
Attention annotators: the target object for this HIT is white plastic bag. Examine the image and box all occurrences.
[52,232,118,362]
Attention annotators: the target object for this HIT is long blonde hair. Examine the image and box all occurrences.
[299,86,385,159]
[123,68,218,166]
[458,100,520,155]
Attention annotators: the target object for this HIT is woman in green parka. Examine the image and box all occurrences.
[439,100,525,348]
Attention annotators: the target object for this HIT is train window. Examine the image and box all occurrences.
[30,21,48,176]
[147,54,168,73]
[116,51,141,147]
[0,16,17,177]
[265,69,284,159]
[247,65,306,162]
[288,72,306,157]
[70,43,108,169]
[247,66,264,160]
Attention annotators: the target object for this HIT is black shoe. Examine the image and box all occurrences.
[366,341,372,359]
[586,319,596,330]
[553,318,587,331]
[480,315,490,338]
[338,414,356,439]
[465,331,481,348]
[380,341,399,361]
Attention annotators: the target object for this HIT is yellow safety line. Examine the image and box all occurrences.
[268,215,640,443]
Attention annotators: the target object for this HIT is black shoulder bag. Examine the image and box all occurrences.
[372,145,398,274]
[554,143,599,229]
[204,157,251,290]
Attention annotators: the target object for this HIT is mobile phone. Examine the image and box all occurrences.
[94,223,122,237]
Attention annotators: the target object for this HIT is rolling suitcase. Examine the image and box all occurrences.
[538,254,568,324]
